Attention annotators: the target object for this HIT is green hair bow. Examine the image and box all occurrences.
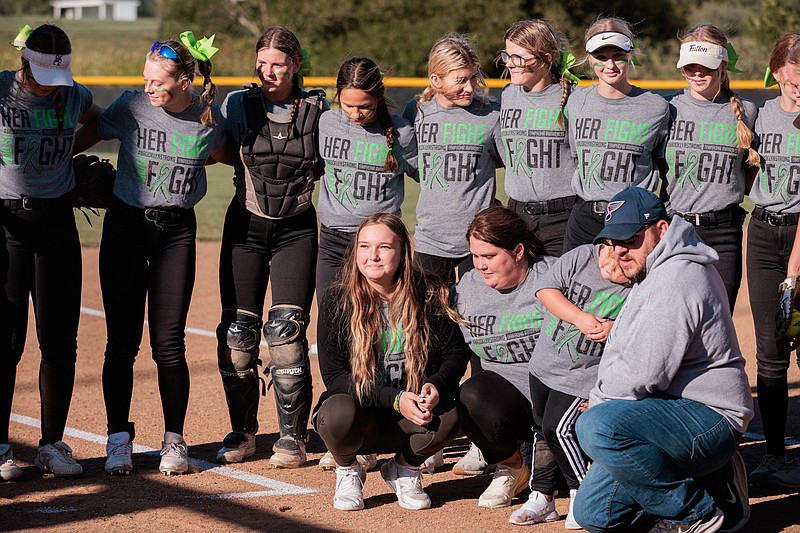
[629,39,642,67]
[764,67,778,88]
[557,49,580,84]
[179,31,219,62]
[726,43,742,74]
[296,48,312,87]
[10,24,33,51]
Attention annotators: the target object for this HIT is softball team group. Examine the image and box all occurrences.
[2,14,800,530]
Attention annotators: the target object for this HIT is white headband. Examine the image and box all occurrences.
[21,47,73,87]
[676,42,728,70]
[586,32,633,54]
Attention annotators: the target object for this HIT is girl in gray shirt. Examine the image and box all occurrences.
[403,33,501,285]
[662,24,758,312]
[498,19,580,257]
[563,17,670,251]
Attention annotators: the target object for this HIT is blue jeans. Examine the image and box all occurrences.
[574,397,739,533]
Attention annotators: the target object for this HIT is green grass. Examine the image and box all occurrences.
[74,152,507,246]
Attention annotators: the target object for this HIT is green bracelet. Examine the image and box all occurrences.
[394,390,405,412]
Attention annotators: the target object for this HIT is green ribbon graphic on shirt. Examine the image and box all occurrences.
[179,31,219,61]
[10,24,32,50]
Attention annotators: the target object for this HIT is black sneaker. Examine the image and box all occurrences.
[705,451,750,532]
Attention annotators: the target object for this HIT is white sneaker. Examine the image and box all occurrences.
[35,441,83,477]
[509,490,559,525]
[422,450,444,474]
[217,431,256,463]
[321,451,378,472]
[478,462,531,508]
[270,436,306,469]
[334,461,366,511]
[565,489,581,529]
[0,443,23,481]
[105,432,133,475]
[454,442,492,475]
[159,432,188,475]
[380,458,431,510]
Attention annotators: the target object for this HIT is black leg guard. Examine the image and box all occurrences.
[263,307,313,441]
[217,309,263,434]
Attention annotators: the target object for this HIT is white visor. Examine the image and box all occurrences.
[676,42,727,70]
[22,47,73,87]
[586,32,633,54]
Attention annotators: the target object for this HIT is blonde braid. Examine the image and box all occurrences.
[722,75,759,167]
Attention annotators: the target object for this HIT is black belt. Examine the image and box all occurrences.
[320,224,354,239]
[2,196,70,211]
[113,202,193,224]
[578,199,609,215]
[751,206,800,227]
[674,207,741,228]
[513,195,576,215]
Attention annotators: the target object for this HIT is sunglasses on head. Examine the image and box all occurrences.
[150,41,189,71]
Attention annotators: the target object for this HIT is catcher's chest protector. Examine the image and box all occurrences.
[240,87,323,219]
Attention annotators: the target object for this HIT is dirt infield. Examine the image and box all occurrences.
[1,238,799,532]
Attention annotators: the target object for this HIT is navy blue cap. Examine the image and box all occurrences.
[592,187,669,245]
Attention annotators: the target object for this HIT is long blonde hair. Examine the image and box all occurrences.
[420,33,488,104]
[504,19,572,128]
[336,213,457,400]
[680,24,759,167]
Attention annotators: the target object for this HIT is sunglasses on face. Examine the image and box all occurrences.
[150,41,189,72]
[601,224,653,248]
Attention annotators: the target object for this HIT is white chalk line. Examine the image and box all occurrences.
[79,305,319,354]
[10,413,315,498]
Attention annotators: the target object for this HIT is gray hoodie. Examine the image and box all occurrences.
[589,216,754,433]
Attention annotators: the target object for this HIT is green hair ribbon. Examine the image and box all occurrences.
[726,43,742,74]
[764,67,778,88]
[10,24,33,51]
[557,49,581,84]
[297,48,312,87]
[629,39,642,67]
[179,31,219,62]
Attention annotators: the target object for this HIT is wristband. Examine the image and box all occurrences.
[393,390,405,412]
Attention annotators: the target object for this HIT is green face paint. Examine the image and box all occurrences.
[594,59,629,67]
[275,70,291,78]
[153,87,171,94]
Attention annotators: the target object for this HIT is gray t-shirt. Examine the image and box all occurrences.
[662,88,757,213]
[0,70,93,199]
[98,90,225,209]
[453,256,553,400]
[317,109,417,232]
[499,83,577,202]
[749,97,800,212]
[403,96,501,258]
[530,244,630,398]
[568,86,669,201]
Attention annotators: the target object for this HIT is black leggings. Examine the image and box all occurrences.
[694,222,743,314]
[563,198,606,253]
[529,374,588,492]
[100,204,196,437]
[413,251,473,286]
[315,393,461,467]
[219,198,317,313]
[1,204,81,446]
[507,197,572,257]
[747,217,797,455]
[315,225,353,305]
[457,370,534,464]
